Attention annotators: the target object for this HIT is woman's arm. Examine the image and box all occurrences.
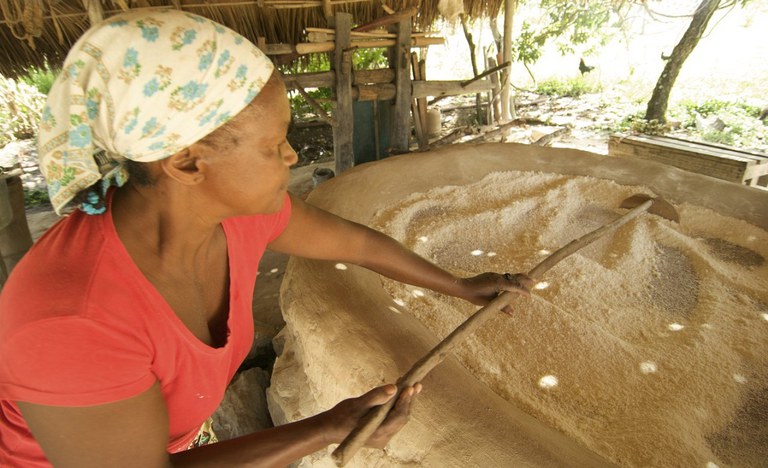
[18,382,419,467]
[268,195,532,305]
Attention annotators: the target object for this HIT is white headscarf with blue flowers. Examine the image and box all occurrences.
[38,9,274,214]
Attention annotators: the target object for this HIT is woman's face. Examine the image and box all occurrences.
[202,75,298,216]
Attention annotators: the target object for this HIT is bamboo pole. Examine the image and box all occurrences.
[306,27,431,38]
[306,30,433,42]
[295,37,444,54]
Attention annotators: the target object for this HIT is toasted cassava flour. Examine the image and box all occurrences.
[372,171,768,468]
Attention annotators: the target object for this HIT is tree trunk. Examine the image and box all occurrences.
[645,0,721,122]
[460,14,484,125]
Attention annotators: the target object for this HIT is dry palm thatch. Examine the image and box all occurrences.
[0,0,504,78]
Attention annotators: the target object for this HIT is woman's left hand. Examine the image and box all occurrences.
[458,272,533,308]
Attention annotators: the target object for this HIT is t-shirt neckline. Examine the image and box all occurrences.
[100,188,235,354]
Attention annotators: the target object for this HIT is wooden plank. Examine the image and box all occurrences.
[659,135,768,160]
[619,134,768,164]
[283,69,394,89]
[608,134,768,185]
[332,13,354,174]
[619,135,757,164]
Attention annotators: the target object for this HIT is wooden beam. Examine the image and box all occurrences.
[332,13,354,174]
[283,69,395,90]
[414,80,495,100]
[390,18,412,154]
[354,84,395,101]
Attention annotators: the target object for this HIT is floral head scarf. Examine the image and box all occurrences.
[38,9,274,215]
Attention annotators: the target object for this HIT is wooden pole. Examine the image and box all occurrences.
[501,0,516,120]
[321,0,333,21]
[459,14,484,125]
[389,18,412,154]
[410,53,428,148]
[332,13,354,174]
[0,176,33,283]
[487,57,501,122]
[81,0,104,25]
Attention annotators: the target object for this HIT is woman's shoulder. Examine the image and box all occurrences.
[0,211,134,332]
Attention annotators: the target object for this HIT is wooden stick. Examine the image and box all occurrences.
[292,83,338,127]
[533,127,569,147]
[460,61,510,88]
[423,126,473,150]
[353,6,418,32]
[332,199,656,466]
[465,118,526,143]
[410,53,428,149]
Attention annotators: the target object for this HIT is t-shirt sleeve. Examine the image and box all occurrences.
[0,316,156,406]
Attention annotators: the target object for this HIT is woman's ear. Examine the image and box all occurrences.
[159,147,206,185]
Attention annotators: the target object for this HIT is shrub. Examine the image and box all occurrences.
[536,76,599,97]
[0,75,46,147]
[24,189,51,209]
[18,63,60,95]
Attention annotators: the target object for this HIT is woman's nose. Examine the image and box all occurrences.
[283,142,299,166]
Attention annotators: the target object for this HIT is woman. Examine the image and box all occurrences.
[0,9,531,467]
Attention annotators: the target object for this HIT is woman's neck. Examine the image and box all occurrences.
[111,183,222,269]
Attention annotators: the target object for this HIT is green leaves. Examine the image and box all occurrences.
[514,0,623,65]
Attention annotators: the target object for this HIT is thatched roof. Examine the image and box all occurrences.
[0,0,504,77]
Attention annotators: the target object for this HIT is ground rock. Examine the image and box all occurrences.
[267,143,768,467]
[212,367,273,441]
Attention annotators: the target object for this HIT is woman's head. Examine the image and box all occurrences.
[123,71,298,217]
[39,9,276,214]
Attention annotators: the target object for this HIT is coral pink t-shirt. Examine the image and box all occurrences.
[0,193,291,467]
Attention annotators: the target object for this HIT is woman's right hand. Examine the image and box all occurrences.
[317,383,422,449]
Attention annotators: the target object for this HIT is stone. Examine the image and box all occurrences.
[268,143,768,467]
[212,367,273,441]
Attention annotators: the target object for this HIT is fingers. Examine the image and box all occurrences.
[365,383,422,449]
[500,272,533,296]
[360,384,397,407]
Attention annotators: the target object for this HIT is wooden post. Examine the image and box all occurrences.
[82,0,104,26]
[390,18,412,154]
[322,0,333,22]
[501,0,516,120]
[332,13,354,174]
[410,53,428,149]
[0,176,33,284]
[488,57,501,123]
